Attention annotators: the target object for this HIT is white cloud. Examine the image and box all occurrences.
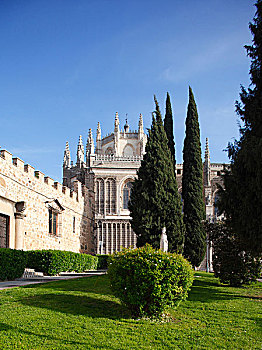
[160,32,247,83]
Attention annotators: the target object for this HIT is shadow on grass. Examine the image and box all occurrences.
[0,322,114,349]
[19,293,130,319]
[189,274,262,303]
[188,278,242,303]
[24,275,114,296]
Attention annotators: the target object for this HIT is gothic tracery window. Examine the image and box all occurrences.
[123,181,133,209]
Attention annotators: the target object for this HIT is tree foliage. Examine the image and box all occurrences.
[164,92,176,173]
[218,0,262,255]
[129,96,185,253]
[182,87,206,267]
[205,222,261,286]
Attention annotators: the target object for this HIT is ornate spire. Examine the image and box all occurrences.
[86,129,94,155]
[114,112,120,133]
[96,122,102,154]
[96,122,101,141]
[77,135,85,165]
[204,137,211,187]
[138,113,144,137]
[63,141,71,168]
[205,138,210,162]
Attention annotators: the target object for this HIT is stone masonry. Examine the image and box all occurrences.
[0,149,93,253]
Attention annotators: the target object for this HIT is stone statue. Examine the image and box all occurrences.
[160,227,168,252]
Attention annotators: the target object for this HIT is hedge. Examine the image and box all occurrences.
[96,254,109,269]
[0,249,109,280]
[0,248,27,281]
[108,245,194,318]
[26,250,98,276]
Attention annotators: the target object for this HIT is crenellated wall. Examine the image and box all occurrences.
[0,150,94,253]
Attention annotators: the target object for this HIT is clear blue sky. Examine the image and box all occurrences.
[0,0,255,182]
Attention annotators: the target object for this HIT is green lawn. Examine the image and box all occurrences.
[0,273,261,349]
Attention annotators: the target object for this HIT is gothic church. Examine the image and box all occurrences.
[0,112,224,265]
[62,113,224,255]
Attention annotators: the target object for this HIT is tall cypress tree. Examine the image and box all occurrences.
[182,87,206,267]
[164,92,176,173]
[218,1,262,255]
[129,96,185,253]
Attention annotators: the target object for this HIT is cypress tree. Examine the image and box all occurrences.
[182,87,206,267]
[164,92,176,173]
[218,1,262,255]
[129,96,185,253]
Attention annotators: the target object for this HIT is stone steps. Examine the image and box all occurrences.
[22,268,44,279]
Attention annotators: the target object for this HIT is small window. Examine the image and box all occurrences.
[73,216,76,233]
[217,171,221,176]
[49,209,58,235]
[177,169,181,175]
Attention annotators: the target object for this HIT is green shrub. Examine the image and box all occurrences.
[0,248,27,281]
[96,254,109,269]
[206,221,261,286]
[26,250,98,275]
[108,245,194,318]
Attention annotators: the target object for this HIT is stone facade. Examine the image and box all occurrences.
[63,113,227,264]
[0,150,93,253]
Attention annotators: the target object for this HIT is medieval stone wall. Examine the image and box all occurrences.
[0,150,93,253]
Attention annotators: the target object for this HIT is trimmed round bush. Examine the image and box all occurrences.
[108,245,194,318]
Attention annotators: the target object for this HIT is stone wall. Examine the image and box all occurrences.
[0,150,93,253]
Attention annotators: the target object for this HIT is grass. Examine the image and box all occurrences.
[0,272,261,349]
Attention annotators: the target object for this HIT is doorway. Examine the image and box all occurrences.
[0,213,9,248]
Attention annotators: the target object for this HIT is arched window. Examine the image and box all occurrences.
[214,192,220,217]
[123,182,133,209]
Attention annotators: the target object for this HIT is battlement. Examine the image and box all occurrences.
[0,149,83,203]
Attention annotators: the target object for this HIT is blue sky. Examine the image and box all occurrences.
[0,0,255,181]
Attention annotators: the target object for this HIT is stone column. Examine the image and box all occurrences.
[111,223,114,253]
[105,223,108,254]
[116,179,120,214]
[125,223,128,248]
[114,224,118,252]
[97,221,102,254]
[15,201,26,250]
[119,223,122,250]
[104,179,107,216]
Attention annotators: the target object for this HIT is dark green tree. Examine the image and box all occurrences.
[164,92,176,174]
[129,96,185,253]
[182,87,206,267]
[218,0,262,255]
[205,221,261,286]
